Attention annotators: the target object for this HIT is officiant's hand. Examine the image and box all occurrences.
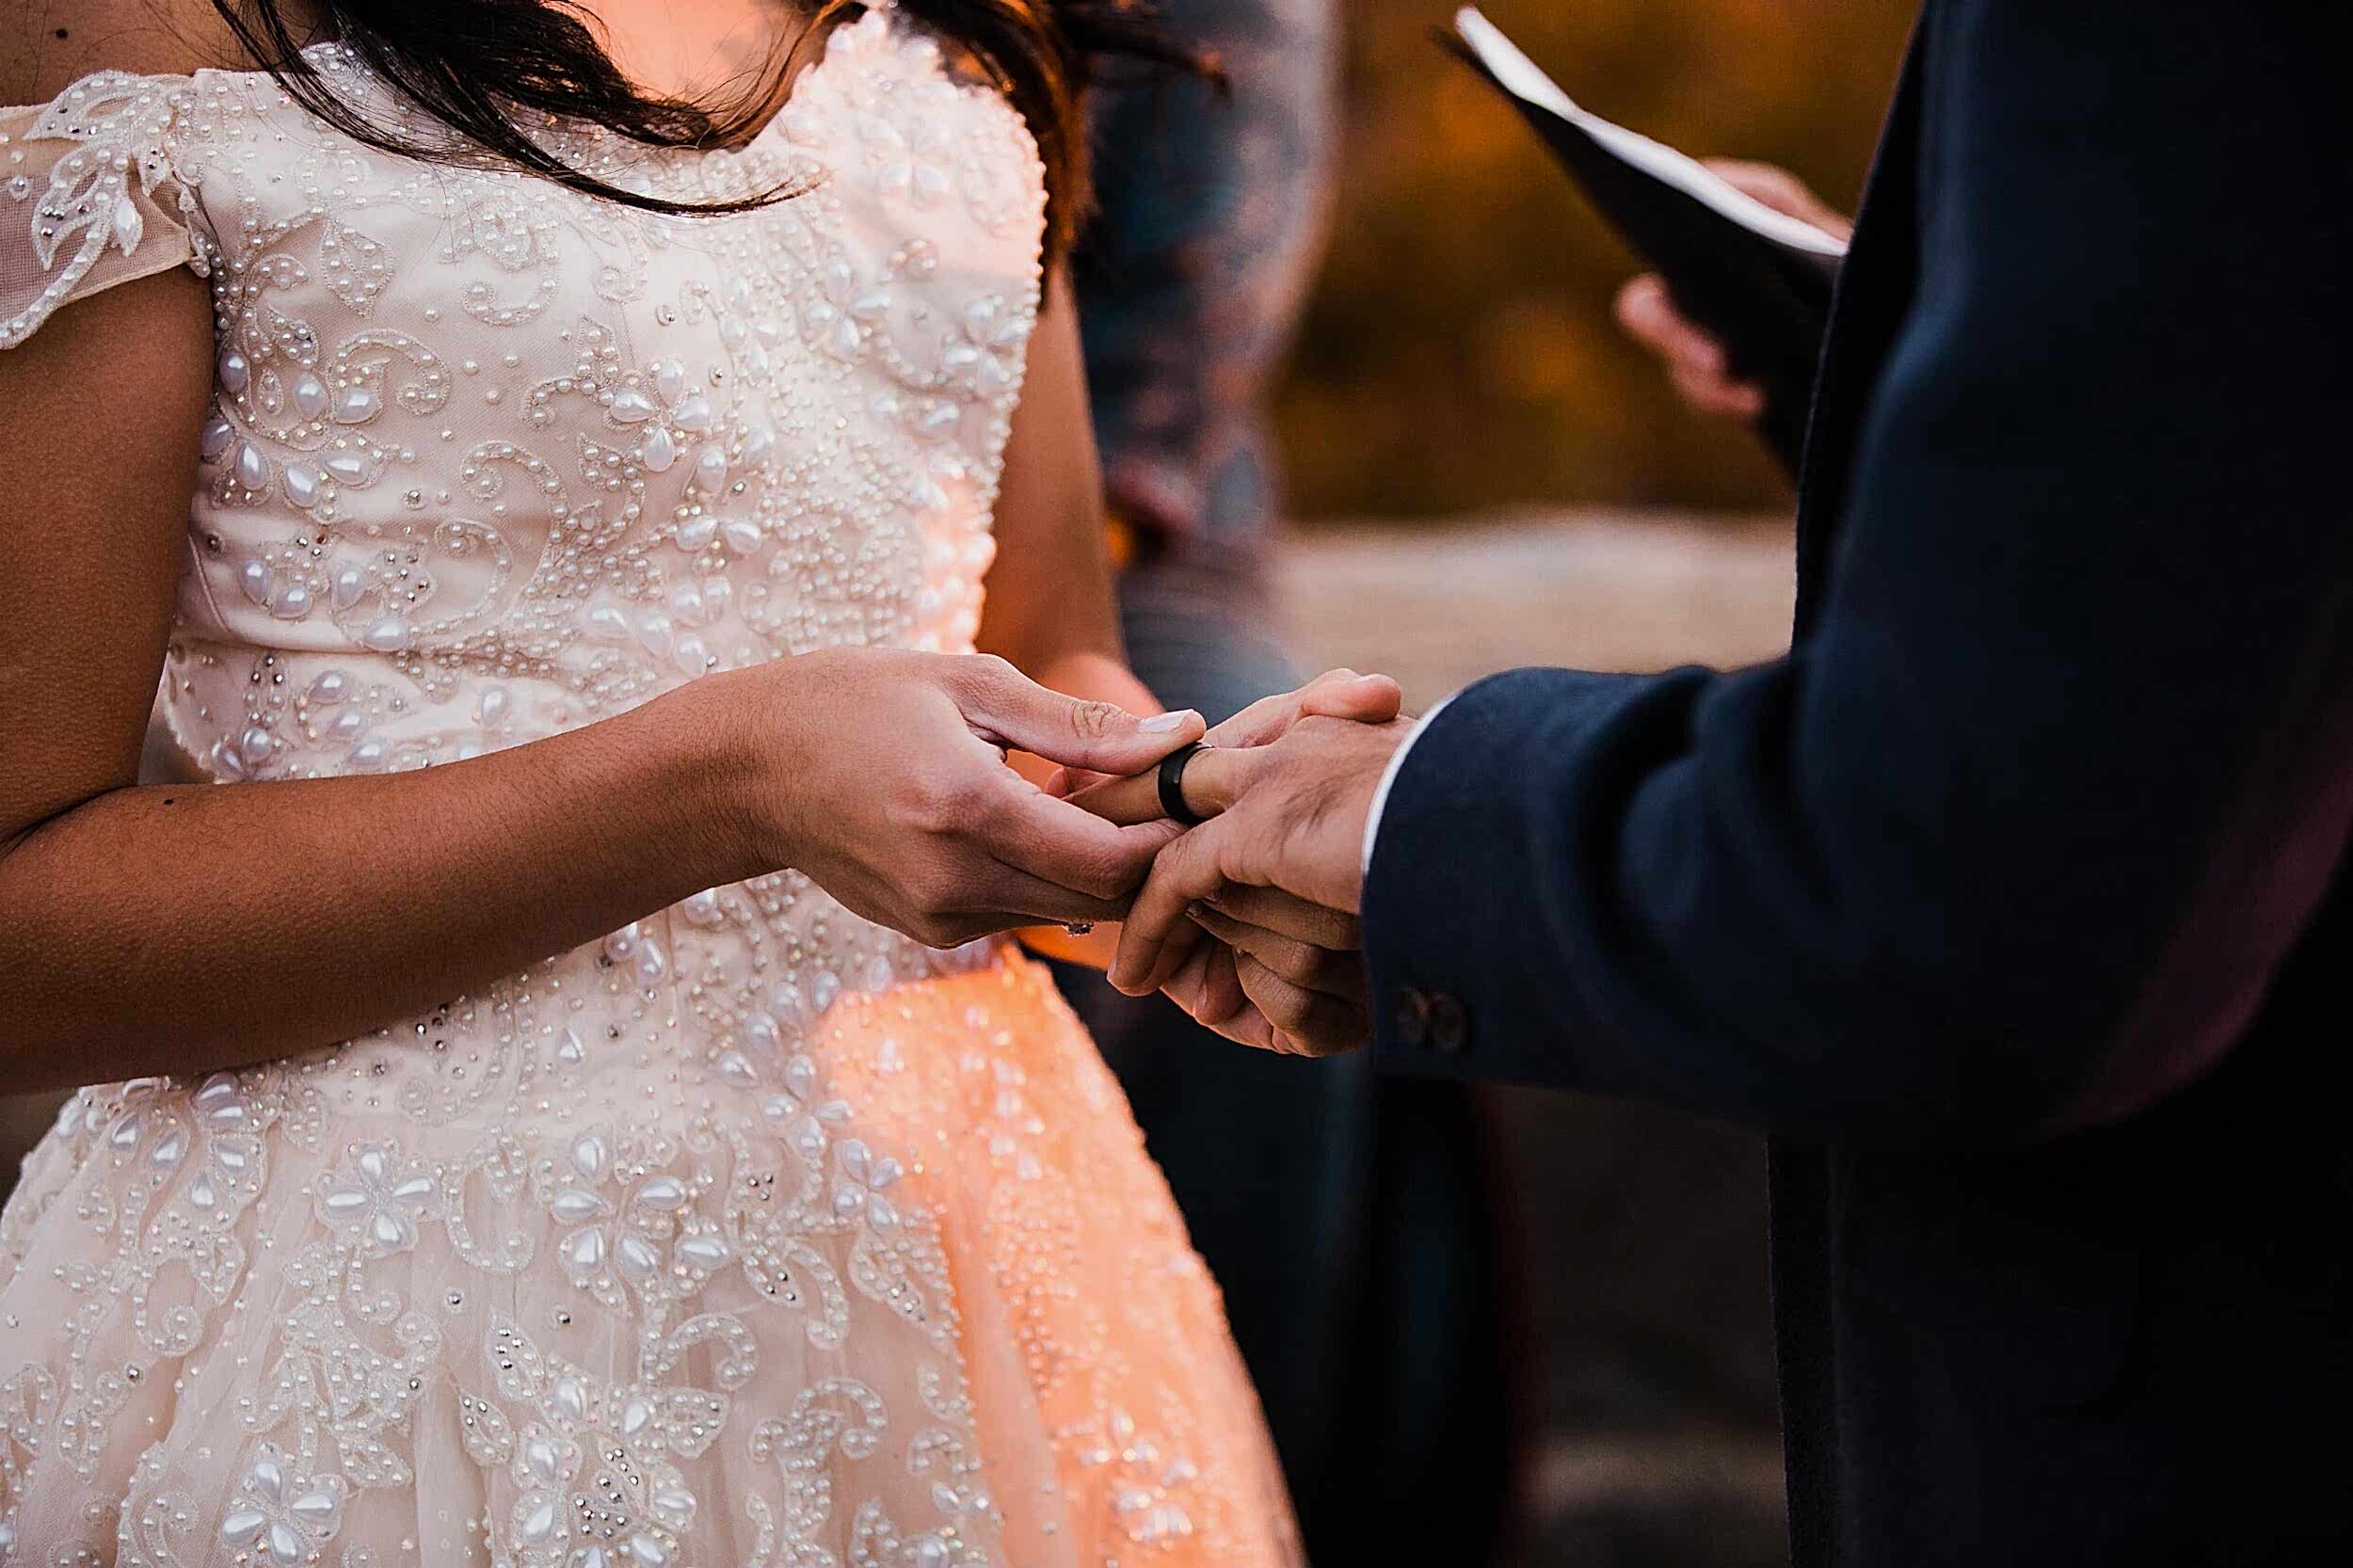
[1105,713,1417,1056]
[1615,160,1853,422]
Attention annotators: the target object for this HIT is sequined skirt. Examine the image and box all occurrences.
[0,917,1301,1567]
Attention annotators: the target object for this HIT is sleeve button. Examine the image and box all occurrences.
[1394,986,1432,1048]
[1429,992,1470,1055]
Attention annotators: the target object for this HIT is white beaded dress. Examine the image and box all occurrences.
[0,10,1300,1566]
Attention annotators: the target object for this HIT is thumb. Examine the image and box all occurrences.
[960,657,1206,774]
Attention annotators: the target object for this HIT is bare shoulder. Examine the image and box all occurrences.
[2,0,264,104]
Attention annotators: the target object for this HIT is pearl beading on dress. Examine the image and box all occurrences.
[0,11,1298,1567]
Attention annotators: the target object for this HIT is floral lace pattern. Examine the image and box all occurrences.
[0,9,1299,1565]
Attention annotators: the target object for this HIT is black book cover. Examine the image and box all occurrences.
[1443,8,1846,472]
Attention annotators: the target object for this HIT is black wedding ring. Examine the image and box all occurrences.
[1158,742,1209,826]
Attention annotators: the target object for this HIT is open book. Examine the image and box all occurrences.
[1443,7,1848,471]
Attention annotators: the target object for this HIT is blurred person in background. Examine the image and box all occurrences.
[1063,1,1518,1560]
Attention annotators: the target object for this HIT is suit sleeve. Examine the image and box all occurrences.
[1362,4,2353,1144]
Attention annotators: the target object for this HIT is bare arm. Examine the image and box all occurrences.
[977,265,1143,712]
[0,268,776,1089]
[974,267,1183,968]
[0,223,1200,1096]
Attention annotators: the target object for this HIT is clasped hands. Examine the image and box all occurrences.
[759,649,1406,1056]
[1052,668,1416,1058]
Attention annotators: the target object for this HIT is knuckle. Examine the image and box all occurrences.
[1077,844,1142,902]
[1289,713,1345,745]
[1273,943,1321,985]
[1241,967,1309,1031]
[918,771,998,836]
[1068,698,1121,742]
[900,786,961,838]
[950,770,1001,816]
[890,800,940,842]
[959,653,1018,696]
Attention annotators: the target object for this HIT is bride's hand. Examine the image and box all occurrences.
[706,647,1204,947]
[1052,668,1404,824]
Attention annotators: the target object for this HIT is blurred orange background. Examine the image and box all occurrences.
[1279,0,1915,520]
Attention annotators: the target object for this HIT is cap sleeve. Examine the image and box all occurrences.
[1,71,203,349]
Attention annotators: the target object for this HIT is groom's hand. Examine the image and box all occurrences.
[1156,888,1370,1056]
[1049,668,1402,821]
[1108,714,1413,1023]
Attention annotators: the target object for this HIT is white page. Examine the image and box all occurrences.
[1454,7,1849,259]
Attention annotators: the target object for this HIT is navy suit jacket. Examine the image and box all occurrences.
[1363,3,2353,1561]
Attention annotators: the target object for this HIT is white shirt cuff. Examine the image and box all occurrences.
[1362,693,1457,875]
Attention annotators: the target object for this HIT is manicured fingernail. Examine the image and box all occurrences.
[1141,710,1198,733]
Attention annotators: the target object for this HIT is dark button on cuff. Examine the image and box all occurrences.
[1429,992,1469,1055]
[1394,986,1432,1048]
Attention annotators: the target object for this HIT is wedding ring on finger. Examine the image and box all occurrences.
[1158,742,1210,826]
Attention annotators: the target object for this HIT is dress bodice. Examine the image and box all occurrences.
[0,2,1064,1176]
[0,9,1041,782]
